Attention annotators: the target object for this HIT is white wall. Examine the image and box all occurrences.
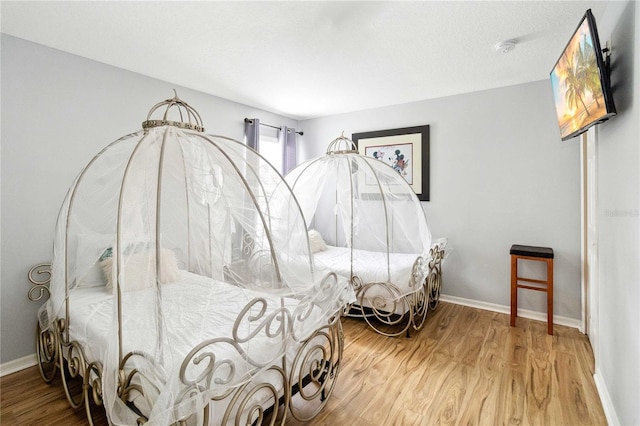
[0,34,297,363]
[300,80,582,320]
[593,1,639,424]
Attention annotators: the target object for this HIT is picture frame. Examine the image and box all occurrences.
[352,125,430,201]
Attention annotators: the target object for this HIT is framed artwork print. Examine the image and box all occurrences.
[352,125,430,201]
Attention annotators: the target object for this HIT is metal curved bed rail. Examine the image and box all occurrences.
[28,264,344,425]
[345,240,447,337]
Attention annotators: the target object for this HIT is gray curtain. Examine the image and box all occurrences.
[280,127,297,175]
[244,118,260,150]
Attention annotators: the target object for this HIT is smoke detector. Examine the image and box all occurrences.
[495,39,516,54]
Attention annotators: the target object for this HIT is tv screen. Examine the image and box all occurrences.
[550,9,616,141]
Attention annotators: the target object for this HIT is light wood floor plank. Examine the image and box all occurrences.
[526,350,553,425]
[0,302,607,425]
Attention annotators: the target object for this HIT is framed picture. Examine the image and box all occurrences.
[352,125,430,201]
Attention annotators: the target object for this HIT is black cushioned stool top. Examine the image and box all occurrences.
[510,245,554,259]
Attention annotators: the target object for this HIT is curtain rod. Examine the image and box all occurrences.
[244,118,303,136]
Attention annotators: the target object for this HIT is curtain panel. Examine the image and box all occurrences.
[280,127,297,175]
[244,118,260,150]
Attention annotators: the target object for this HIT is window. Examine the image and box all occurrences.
[259,134,283,174]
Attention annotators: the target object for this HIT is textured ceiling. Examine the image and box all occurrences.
[1,1,612,120]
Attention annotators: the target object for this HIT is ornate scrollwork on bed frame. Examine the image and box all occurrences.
[28,263,52,302]
[224,231,281,288]
[29,264,103,424]
[289,314,343,422]
[29,264,344,425]
[346,241,447,337]
[427,241,446,310]
[28,264,57,383]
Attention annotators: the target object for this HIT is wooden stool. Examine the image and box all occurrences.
[510,244,554,335]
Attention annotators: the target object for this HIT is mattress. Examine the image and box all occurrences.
[65,271,331,424]
[314,245,428,295]
[313,245,429,317]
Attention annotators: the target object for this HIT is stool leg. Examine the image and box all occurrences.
[510,255,517,327]
[547,258,554,335]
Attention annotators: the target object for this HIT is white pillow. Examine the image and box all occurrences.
[308,230,327,254]
[101,248,181,292]
[76,233,114,288]
[79,262,106,287]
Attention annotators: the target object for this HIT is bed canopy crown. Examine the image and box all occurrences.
[43,94,347,424]
[325,132,358,155]
[142,90,205,132]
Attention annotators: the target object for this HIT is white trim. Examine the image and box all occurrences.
[0,353,37,377]
[580,133,588,334]
[440,294,582,330]
[585,127,600,368]
[594,369,620,425]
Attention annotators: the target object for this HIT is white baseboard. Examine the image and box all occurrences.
[594,369,620,425]
[0,353,37,377]
[440,294,582,330]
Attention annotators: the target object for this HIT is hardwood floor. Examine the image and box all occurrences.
[1,302,607,425]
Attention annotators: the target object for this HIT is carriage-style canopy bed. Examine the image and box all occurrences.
[30,94,351,425]
[285,134,447,337]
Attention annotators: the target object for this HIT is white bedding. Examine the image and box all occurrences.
[314,245,428,297]
[66,270,330,424]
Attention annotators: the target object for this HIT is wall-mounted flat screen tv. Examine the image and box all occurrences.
[550,9,616,141]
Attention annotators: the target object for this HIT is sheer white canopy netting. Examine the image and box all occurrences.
[41,95,349,425]
[285,134,433,300]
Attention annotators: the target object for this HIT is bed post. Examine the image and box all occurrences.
[28,263,58,384]
[27,263,52,302]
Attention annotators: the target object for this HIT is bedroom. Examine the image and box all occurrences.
[1,1,638,425]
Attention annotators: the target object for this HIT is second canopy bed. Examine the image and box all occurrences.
[286,134,447,337]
